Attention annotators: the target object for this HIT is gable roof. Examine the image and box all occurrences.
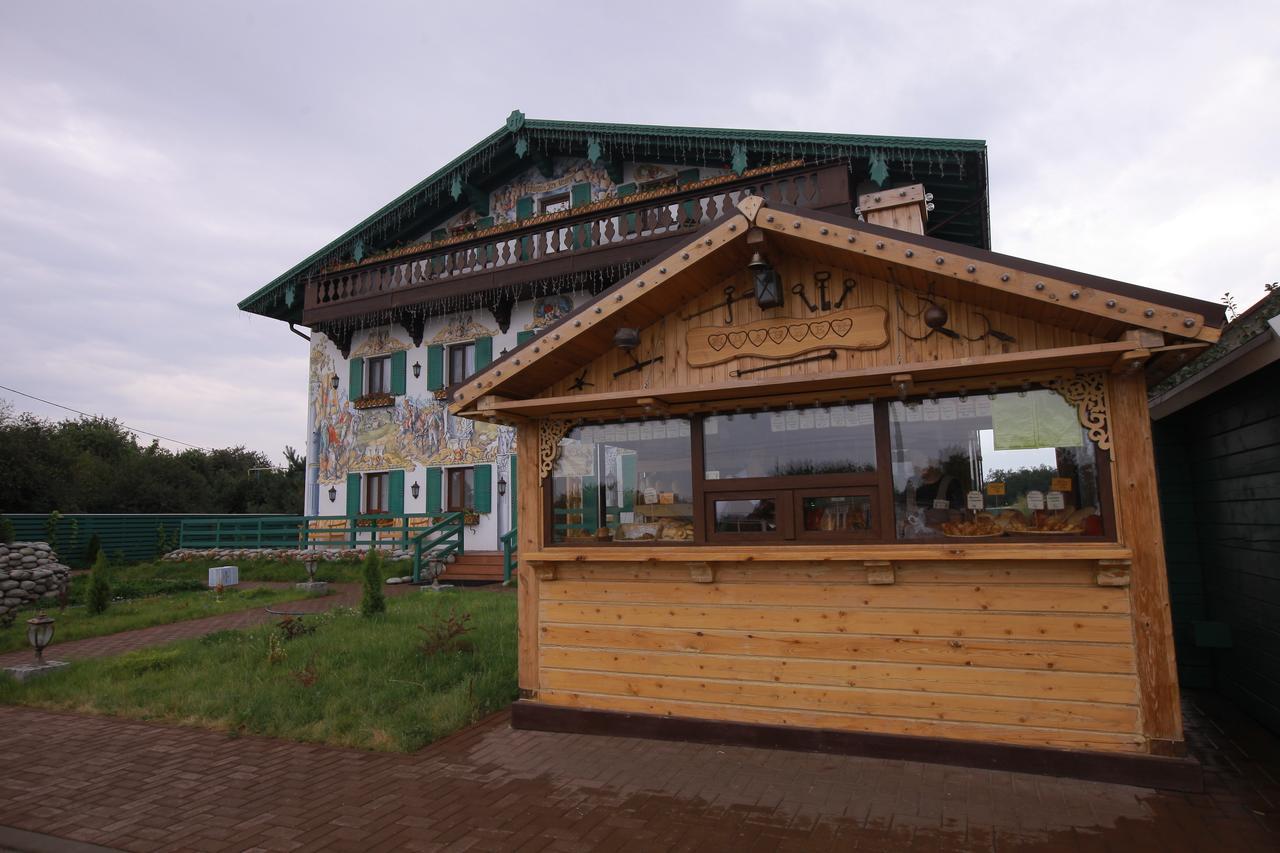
[451,196,1224,415]
[238,111,990,322]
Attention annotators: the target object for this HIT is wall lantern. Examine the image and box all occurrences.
[330,374,340,390]
[611,327,663,378]
[747,252,784,310]
[26,612,55,664]
[412,362,421,378]
[328,485,337,503]
[497,475,508,497]
[411,481,421,499]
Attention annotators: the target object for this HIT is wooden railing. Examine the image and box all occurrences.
[304,163,850,318]
[180,516,307,549]
[500,526,518,585]
[411,513,466,583]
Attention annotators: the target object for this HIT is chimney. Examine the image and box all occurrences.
[857,184,931,235]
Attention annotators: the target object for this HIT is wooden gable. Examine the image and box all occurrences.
[452,197,1222,420]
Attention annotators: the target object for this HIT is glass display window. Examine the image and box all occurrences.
[549,419,694,544]
[888,389,1104,540]
[702,403,876,482]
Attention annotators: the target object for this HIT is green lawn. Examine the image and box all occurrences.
[0,589,518,752]
[117,555,411,585]
[0,586,317,654]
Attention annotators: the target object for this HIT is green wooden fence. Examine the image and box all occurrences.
[5,513,293,566]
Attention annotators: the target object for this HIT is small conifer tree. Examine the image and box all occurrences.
[84,533,102,567]
[360,549,386,617]
[86,549,112,615]
[0,515,14,545]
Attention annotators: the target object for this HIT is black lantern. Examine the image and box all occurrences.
[328,485,337,503]
[923,303,949,330]
[613,327,640,352]
[330,374,339,390]
[26,612,55,664]
[412,362,421,378]
[748,252,784,310]
[497,475,508,497]
[411,481,420,499]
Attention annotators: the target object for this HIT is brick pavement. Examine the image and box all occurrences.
[0,583,416,669]
[0,690,1274,852]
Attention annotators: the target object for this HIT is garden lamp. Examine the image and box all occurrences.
[26,612,55,664]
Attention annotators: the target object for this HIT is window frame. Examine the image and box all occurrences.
[539,192,571,214]
[364,471,390,515]
[365,356,391,395]
[447,341,476,385]
[446,466,475,513]
[541,391,1116,547]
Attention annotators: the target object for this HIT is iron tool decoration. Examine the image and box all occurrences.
[895,285,1016,344]
[679,285,740,325]
[791,283,819,312]
[814,271,832,310]
[569,371,595,391]
[833,278,857,309]
[729,349,837,377]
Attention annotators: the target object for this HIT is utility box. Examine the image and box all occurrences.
[208,566,239,588]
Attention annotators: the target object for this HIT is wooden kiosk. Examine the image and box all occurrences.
[450,192,1224,787]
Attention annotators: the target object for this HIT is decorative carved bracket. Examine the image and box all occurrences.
[1047,372,1112,452]
[538,418,580,480]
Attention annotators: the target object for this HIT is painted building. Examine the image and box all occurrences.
[239,111,991,576]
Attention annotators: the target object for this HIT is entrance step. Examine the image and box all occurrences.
[440,551,505,583]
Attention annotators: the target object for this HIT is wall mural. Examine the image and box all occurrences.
[431,314,498,345]
[490,158,615,223]
[524,294,574,330]
[351,327,410,358]
[311,334,514,486]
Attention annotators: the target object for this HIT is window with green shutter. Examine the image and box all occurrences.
[348,357,364,401]
[425,467,442,514]
[390,351,407,396]
[345,473,361,517]
[472,464,492,513]
[426,345,444,391]
[388,469,404,516]
[474,336,493,370]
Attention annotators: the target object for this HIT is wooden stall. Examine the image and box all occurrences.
[450,192,1224,788]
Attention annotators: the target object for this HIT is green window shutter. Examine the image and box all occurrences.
[516,330,535,346]
[390,351,407,395]
[476,216,494,229]
[616,182,636,198]
[677,169,700,223]
[617,182,637,233]
[346,473,361,516]
[621,453,636,512]
[676,168,699,186]
[426,345,444,391]
[425,467,442,514]
[570,183,592,207]
[348,357,364,401]
[431,228,447,242]
[473,464,492,513]
[474,335,493,370]
[388,470,404,516]
[516,196,533,220]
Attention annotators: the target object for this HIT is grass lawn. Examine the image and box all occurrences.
[0,589,518,752]
[115,555,411,585]
[0,586,317,654]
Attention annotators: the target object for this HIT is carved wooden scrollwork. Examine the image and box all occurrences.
[1047,372,1111,452]
[538,418,580,480]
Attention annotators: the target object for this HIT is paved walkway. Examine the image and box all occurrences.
[0,691,1274,852]
[0,583,416,669]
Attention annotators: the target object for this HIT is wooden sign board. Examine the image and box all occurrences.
[687,306,888,368]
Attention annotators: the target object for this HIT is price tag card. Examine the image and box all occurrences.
[1046,491,1066,510]
[643,487,658,504]
[619,512,634,524]
[1051,477,1073,492]
[986,482,1006,496]
[939,399,958,420]
[1026,490,1045,510]
[770,413,786,432]
[639,422,653,441]
[976,396,992,416]
[798,410,815,430]
[966,490,984,510]
[856,406,874,425]
[785,411,800,431]
[814,410,831,429]
[932,499,950,510]
[956,399,977,419]
[652,421,667,440]
[705,470,720,480]
[659,492,675,505]
[627,423,641,441]
[923,401,941,422]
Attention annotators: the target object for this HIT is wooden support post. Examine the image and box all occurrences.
[865,561,895,585]
[515,424,542,696]
[858,184,929,234]
[1109,372,1183,749]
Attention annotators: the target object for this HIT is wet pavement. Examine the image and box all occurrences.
[0,690,1274,851]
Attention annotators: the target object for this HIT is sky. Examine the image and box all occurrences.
[1,0,1277,462]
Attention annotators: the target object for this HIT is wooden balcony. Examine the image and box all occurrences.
[302,163,852,325]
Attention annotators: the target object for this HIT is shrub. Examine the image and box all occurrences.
[360,550,386,617]
[417,610,473,657]
[86,550,112,615]
[0,515,13,545]
[44,510,62,552]
[277,615,315,641]
[83,533,102,567]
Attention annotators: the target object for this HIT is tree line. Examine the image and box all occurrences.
[0,404,304,515]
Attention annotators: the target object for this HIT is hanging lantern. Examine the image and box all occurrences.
[411,482,421,500]
[923,303,949,330]
[748,252,784,310]
[26,612,55,665]
[328,486,337,503]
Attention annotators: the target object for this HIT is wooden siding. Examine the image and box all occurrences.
[532,561,1144,753]
[1154,361,1280,733]
[544,251,1107,399]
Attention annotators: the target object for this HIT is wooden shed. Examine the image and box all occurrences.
[450,191,1225,788]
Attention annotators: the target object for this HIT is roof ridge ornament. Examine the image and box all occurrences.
[506,109,526,133]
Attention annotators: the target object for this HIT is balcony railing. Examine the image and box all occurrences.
[304,162,851,320]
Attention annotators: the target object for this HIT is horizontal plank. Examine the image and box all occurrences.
[537,669,1140,733]
[535,690,1146,753]
[524,545,1135,564]
[541,580,1129,615]
[539,624,1137,674]
[540,601,1135,643]
[549,561,1105,585]
[539,646,1140,705]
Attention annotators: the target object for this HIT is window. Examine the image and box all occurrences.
[447,467,474,512]
[366,356,391,395]
[364,472,389,514]
[888,389,1103,539]
[540,192,571,214]
[447,342,475,384]
[550,419,693,543]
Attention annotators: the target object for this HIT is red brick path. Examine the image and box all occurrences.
[0,691,1274,852]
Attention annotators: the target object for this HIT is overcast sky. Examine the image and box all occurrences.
[2,1,1277,461]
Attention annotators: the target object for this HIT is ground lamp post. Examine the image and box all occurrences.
[27,612,54,664]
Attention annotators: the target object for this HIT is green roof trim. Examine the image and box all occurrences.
[239,111,988,320]
[1150,290,1280,398]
